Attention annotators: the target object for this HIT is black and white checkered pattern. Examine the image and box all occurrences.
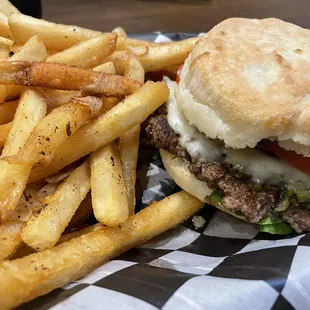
[19,34,310,310]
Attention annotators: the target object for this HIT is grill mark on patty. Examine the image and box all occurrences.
[145,113,279,224]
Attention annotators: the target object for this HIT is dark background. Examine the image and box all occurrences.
[11,0,310,33]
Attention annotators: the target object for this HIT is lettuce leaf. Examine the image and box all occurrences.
[259,222,293,235]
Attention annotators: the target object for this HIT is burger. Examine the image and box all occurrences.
[145,18,310,234]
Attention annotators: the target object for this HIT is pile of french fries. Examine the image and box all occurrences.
[0,1,204,309]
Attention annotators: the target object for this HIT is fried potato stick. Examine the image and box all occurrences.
[29,81,169,182]
[0,61,141,96]
[0,191,204,309]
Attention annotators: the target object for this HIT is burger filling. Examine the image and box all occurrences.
[145,78,310,234]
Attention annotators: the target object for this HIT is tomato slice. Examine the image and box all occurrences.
[264,140,310,176]
[176,65,184,84]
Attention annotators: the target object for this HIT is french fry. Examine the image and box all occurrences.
[9,13,102,50]
[0,35,47,102]
[22,160,91,251]
[112,27,127,38]
[9,35,47,62]
[90,141,129,225]
[29,81,169,182]
[108,37,198,72]
[0,220,25,260]
[13,223,103,260]
[0,90,46,253]
[66,192,93,230]
[1,90,47,157]
[0,61,141,96]
[43,89,81,110]
[93,61,116,74]
[0,102,92,221]
[0,0,19,16]
[0,191,204,309]
[0,11,15,40]
[139,37,198,71]
[103,50,130,74]
[120,54,145,215]
[0,36,13,59]
[42,62,116,110]
[0,100,18,124]
[47,33,117,68]
[0,121,10,148]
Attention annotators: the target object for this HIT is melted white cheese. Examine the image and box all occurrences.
[165,77,222,162]
[164,77,310,187]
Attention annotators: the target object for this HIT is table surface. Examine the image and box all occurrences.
[43,0,310,33]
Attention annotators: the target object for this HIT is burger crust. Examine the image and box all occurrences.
[178,18,310,151]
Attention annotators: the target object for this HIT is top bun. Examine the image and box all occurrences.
[177,18,310,154]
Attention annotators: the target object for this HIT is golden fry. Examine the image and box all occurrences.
[0,191,204,309]
[120,54,145,215]
[0,122,11,148]
[0,11,15,40]
[90,142,129,225]
[9,13,101,50]
[0,100,18,125]
[0,36,13,60]
[22,160,91,251]
[47,33,117,68]
[0,61,141,96]
[1,90,47,157]
[29,81,169,182]
[108,37,199,72]
[93,61,116,74]
[0,0,19,16]
[0,102,92,221]
[112,27,127,38]
[0,220,25,260]
[0,35,47,102]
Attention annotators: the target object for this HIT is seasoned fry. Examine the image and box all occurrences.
[13,222,103,260]
[29,81,169,182]
[0,121,10,148]
[93,61,116,74]
[1,90,47,157]
[0,11,15,40]
[120,54,145,215]
[103,50,130,74]
[0,36,13,59]
[47,33,117,68]
[112,27,127,38]
[0,0,19,15]
[43,89,81,110]
[22,160,91,251]
[10,102,92,166]
[0,220,25,260]
[0,100,18,124]
[0,191,204,309]
[0,61,141,96]
[90,142,129,225]
[0,35,47,102]
[42,62,116,110]
[9,13,101,50]
[119,126,140,216]
[9,35,47,62]
[139,37,198,71]
[107,37,198,72]
[0,102,92,221]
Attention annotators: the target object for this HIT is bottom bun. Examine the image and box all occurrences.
[160,149,213,203]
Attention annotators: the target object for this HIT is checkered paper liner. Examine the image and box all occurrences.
[18,33,310,310]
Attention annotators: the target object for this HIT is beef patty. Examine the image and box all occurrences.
[145,112,310,233]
